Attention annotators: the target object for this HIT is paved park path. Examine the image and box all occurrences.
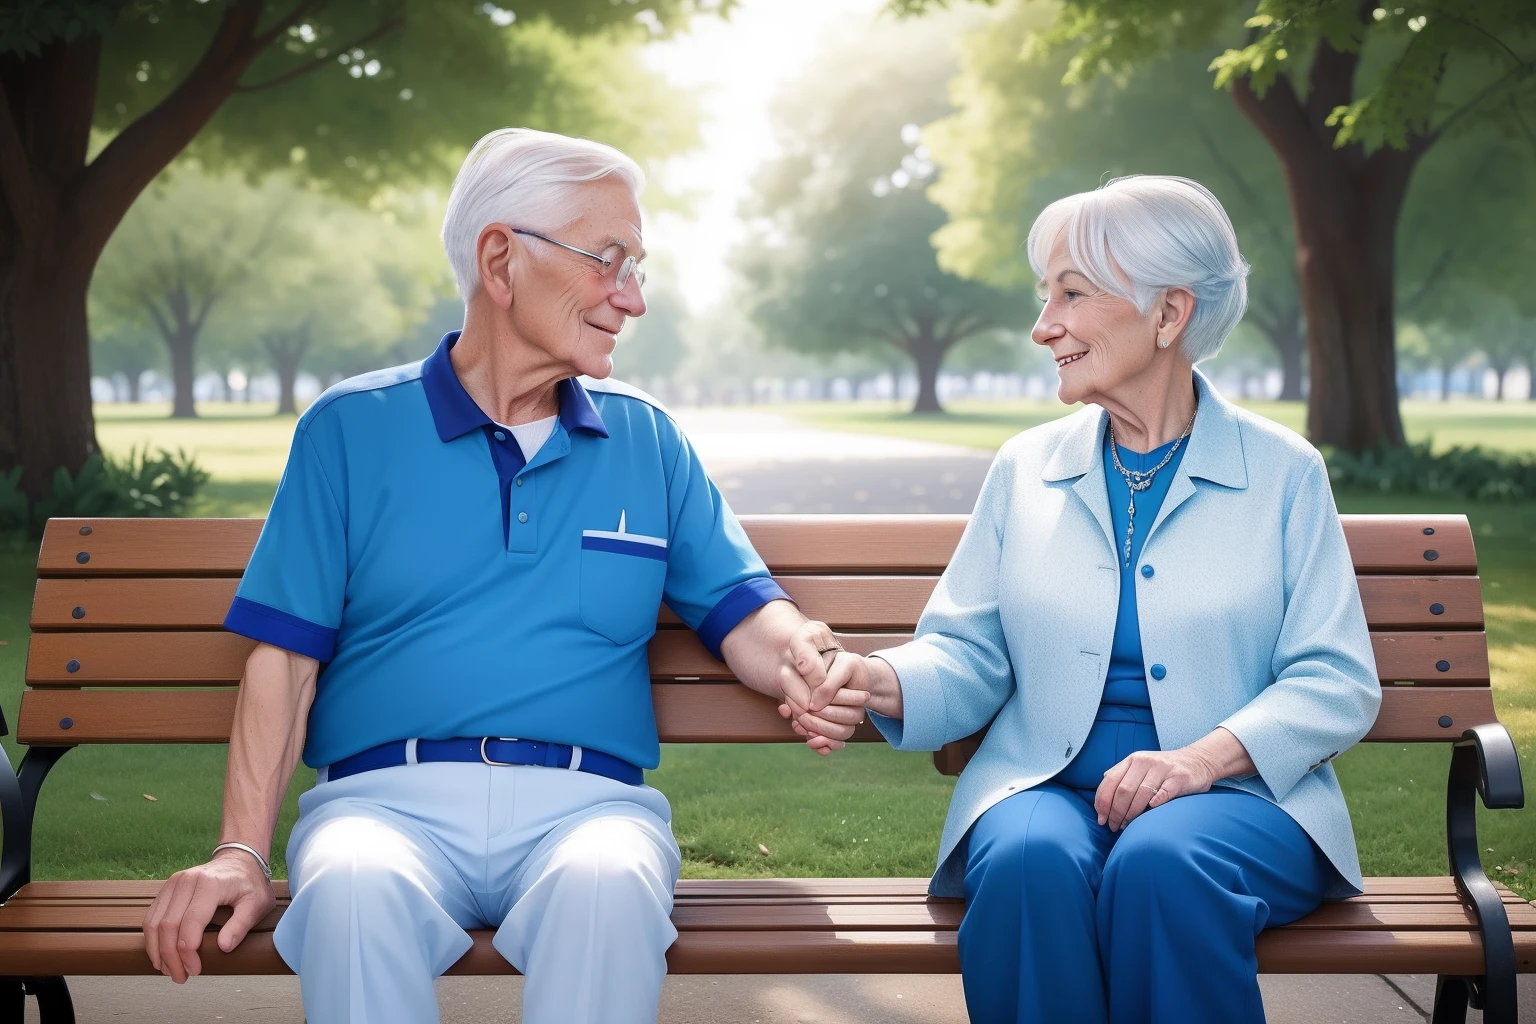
[32,409,1527,1022]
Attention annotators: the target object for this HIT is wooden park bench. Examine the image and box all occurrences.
[0,513,1530,1023]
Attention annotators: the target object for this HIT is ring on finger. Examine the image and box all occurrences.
[1138,783,1159,792]
[817,642,845,655]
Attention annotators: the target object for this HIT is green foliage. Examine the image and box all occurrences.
[1324,440,1536,500]
[0,0,113,54]
[0,446,209,535]
[73,1,707,200]
[898,1,1536,155]
[736,10,1031,410]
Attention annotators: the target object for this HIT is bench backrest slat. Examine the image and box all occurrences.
[14,682,1496,747]
[17,515,1497,755]
[23,629,1490,687]
[30,573,1486,633]
[36,514,1478,577]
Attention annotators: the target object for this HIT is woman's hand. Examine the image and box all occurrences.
[775,620,869,755]
[1094,727,1254,831]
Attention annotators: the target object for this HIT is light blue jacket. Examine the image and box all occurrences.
[872,370,1381,899]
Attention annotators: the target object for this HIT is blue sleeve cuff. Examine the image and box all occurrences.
[224,596,338,662]
[694,577,793,661]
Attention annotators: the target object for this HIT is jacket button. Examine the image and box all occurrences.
[517,512,529,524]
[1140,564,1154,578]
[1150,664,1167,680]
[494,430,506,441]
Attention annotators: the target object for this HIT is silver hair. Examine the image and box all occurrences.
[441,128,645,300]
[1026,174,1250,363]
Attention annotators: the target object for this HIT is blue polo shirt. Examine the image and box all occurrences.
[224,331,790,769]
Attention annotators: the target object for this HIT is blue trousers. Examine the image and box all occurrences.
[959,782,1333,1024]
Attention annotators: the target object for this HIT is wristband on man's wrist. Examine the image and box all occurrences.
[212,841,272,881]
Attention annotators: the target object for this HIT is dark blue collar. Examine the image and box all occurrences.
[420,331,609,443]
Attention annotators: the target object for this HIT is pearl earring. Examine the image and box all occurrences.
[1158,338,1169,348]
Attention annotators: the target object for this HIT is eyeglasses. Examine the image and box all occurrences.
[512,229,645,291]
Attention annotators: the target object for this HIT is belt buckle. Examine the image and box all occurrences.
[479,737,521,767]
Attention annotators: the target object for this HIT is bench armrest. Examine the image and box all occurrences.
[0,746,71,905]
[1445,723,1525,1022]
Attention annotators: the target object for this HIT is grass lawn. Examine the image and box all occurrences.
[775,397,1536,456]
[0,399,1530,897]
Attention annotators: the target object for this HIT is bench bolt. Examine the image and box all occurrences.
[75,551,89,564]
[59,717,73,729]
[65,660,79,673]
[71,607,85,619]
[1438,715,1453,728]
[1429,603,1444,615]
[1423,549,1438,561]
[1436,660,1450,672]
[79,525,92,535]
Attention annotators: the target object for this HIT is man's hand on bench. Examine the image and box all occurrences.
[143,847,276,983]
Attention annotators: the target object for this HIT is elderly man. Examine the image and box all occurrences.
[142,128,864,1024]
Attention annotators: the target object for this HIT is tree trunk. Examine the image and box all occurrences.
[126,370,142,404]
[907,331,946,414]
[263,329,311,416]
[1229,42,1429,451]
[0,1,284,498]
[0,250,99,497]
[1258,304,1305,402]
[165,331,198,418]
[1439,362,1453,401]
[1489,362,1511,401]
[277,363,299,415]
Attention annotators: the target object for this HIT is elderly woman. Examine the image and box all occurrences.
[786,175,1380,1023]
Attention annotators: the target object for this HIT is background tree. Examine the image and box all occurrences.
[91,166,298,417]
[0,0,707,499]
[926,12,1308,398]
[901,0,1536,451]
[736,12,1030,414]
[613,277,690,394]
[88,322,162,403]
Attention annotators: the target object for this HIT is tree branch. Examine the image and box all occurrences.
[235,14,405,94]
[1397,245,1454,314]
[73,0,271,261]
[1192,120,1295,275]
[1427,59,1536,145]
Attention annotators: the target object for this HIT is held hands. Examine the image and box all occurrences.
[776,620,904,755]
[143,847,275,983]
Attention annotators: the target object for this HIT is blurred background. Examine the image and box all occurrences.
[2,4,1535,1017]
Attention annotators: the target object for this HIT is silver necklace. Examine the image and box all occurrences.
[1107,403,1198,567]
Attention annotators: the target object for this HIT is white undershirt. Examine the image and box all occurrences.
[497,414,559,461]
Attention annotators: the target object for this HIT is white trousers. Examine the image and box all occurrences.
[272,761,682,1024]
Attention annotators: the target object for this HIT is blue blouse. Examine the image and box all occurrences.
[1052,428,1189,791]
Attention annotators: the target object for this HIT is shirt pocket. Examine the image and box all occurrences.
[579,530,668,645]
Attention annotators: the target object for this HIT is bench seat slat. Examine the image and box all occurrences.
[37,514,1478,577]
[12,876,1518,900]
[14,683,1500,745]
[24,629,1491,687]
[7,879,1526,905]
[4,896,1531,934]
[31,574,1488,633]
[0,927,1521,978]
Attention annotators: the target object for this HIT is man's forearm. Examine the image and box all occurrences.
[718,598,806,697]
[218,643,318,859]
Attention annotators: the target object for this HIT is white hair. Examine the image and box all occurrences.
[441,128,645,299]
[1026,175,1250,363]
